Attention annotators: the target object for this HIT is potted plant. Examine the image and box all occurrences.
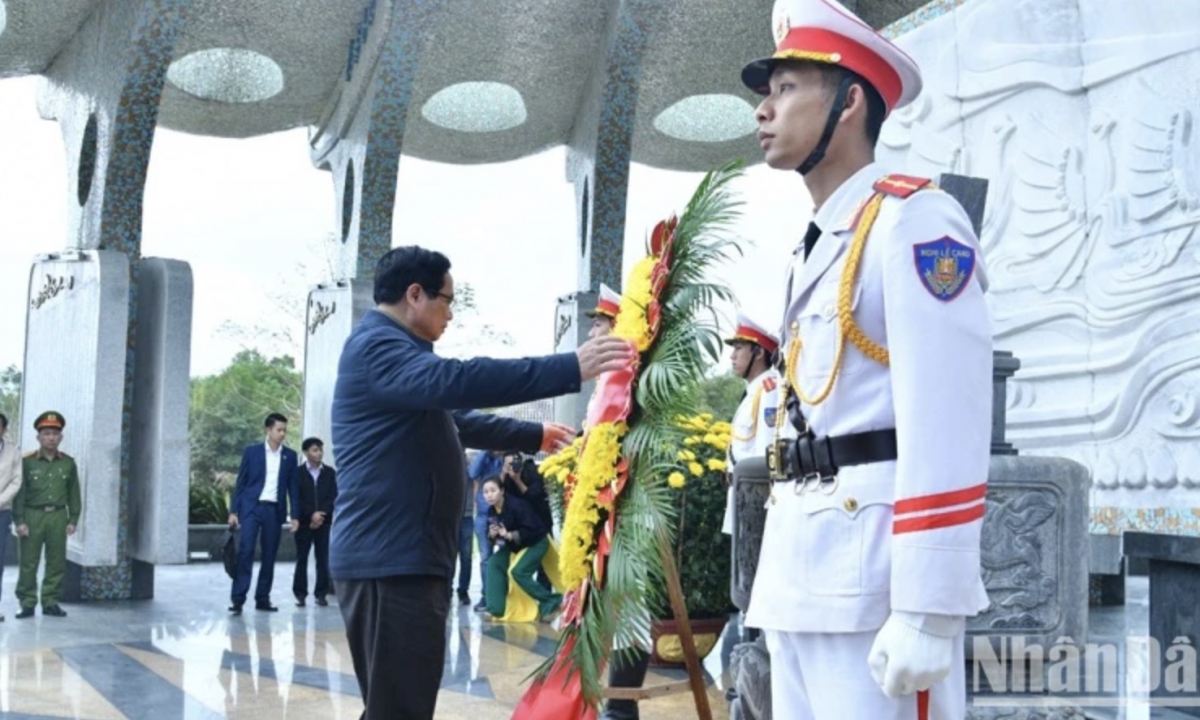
[187,474,233,560]
[648,412,734,667]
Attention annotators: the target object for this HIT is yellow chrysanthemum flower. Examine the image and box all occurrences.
[558,421,628,590]
[668,472,686,489]
[677,450,696,462]
[688,462,704,477]
[684,437,700,446]
[612,256,657,352]
[707,458,727,472]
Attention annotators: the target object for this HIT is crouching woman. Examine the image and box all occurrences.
[482,478,562,623]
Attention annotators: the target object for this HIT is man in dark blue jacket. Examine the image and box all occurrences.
[331,246,632,720]
[228,413,300,615]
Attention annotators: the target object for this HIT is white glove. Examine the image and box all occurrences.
[867,611,963,698]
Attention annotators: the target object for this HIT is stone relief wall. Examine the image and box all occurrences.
[877,0,1200,534]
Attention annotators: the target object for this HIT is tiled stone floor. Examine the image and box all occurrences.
[1,560,1186,719]
[0,561,733,719]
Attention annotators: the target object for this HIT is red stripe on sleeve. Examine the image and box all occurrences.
[894,482,987,516]
[893,502,986,535]
[917,689,929,720]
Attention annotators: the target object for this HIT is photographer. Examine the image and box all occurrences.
[481,478,561,622]
[501,452,553,533]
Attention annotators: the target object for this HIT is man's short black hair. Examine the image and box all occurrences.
[820,65,887,146]
[264,413,288,429]
[374,246,452,305]
[302,437,323,452]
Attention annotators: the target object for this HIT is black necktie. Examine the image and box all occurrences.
[802,221,822,260]
[785,221,824,310]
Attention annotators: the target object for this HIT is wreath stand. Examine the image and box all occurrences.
[601,533,714,720]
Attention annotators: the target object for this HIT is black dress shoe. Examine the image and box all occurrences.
[228,604,243,616]
[15,607,35,619]
[315,596,328,607]
[295,596,306,607]
[457,590,471,606]
[255,603,279,612]
[42,605,67,617]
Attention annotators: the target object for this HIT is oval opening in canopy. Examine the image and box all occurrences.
[421,82,528,133]
[167,48,284,104]
[653,94,758,143]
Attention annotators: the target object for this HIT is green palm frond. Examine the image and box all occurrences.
[538,160,747,708]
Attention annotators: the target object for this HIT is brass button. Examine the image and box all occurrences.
[823,303,835,319]
[843,497,858,512]
[790,320,800,333]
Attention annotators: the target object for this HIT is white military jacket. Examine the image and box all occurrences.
[745,162,993,634]
[722,367,787,535]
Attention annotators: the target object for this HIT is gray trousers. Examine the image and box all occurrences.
[336,574,450,720]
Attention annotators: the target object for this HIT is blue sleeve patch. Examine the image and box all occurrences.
[914,236,975,302]
[763,407,777,427]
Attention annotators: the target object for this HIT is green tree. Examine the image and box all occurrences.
[189,350,303,484]
[0,365,20,434]
[690,372,746,421]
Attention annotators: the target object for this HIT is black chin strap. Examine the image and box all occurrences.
[796,75,854,176]
[741,346,761,381]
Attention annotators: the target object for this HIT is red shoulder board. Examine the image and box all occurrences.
[762,377,777,392]
[873,174,932,199]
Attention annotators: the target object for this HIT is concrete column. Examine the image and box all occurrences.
[556,0,680,431]
[566,0,681,295]
[25,0,195,600]
[302,0,449,454]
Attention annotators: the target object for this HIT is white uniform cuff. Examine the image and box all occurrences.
[890,610,964,638]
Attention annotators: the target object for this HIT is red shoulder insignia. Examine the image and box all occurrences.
[762,377,777,392]
[873,174,933,199]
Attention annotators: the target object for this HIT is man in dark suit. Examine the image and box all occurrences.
[228,413,300,614]
[330,246,634,719]
[294,437,337,607]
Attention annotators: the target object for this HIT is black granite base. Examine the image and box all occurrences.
[1123,532,1200,718]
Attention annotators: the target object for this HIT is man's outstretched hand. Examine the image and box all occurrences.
[541,422,576,453]
[576,336,635,381]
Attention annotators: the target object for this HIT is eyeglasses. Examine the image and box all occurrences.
[426,289,455,307]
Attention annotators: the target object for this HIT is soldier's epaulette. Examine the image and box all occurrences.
[58,451,72,459]
[873,174,934,199]
[762,377,777,392]
[23,450,37,459]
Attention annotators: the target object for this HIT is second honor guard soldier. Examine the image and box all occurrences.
[13,411,82,619]
[740,0,992,717]
[721,313,785,536]
[586,283,622,340]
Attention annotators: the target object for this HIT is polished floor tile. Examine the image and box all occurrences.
[0,562,733,719]
[1,561,1166,719]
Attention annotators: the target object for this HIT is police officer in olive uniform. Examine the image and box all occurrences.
[13,411,81,619]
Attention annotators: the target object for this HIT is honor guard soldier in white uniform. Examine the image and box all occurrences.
[739,0,993,718]
[586,284,622,340]
[721,313,787,536]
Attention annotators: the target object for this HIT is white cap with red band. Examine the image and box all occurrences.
[724,313,780,354]
[741,0,922,115]
[588,283,622,319]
